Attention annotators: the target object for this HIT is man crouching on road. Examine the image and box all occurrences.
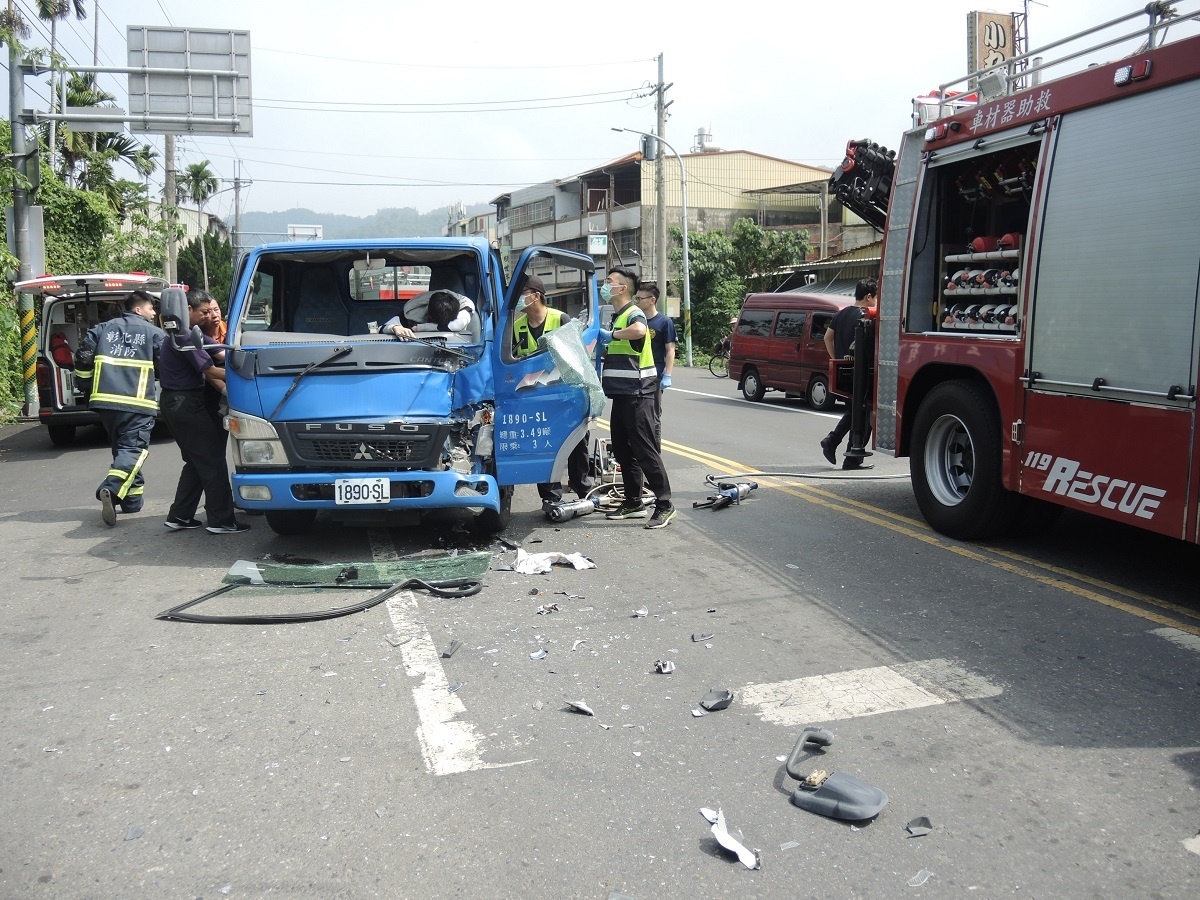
[597,266,676,529]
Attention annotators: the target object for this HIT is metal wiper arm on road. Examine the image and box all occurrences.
[268,344,353,421]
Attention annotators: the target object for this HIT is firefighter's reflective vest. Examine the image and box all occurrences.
[601,303,657,396]
[512,307,564,358]
[75,312,165,413]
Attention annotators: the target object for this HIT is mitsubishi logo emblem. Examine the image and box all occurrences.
[353,442,373,460]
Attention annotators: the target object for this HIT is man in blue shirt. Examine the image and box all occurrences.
[636,282,677,449]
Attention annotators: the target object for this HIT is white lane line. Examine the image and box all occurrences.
[670,386,841,417]
[1150,627,1200,654]
[740,658,1003,727]
[369,529,531,776]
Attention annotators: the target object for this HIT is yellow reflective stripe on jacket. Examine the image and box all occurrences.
[513,307,564,358]
[91,355,158,409]
[602,304,657,394]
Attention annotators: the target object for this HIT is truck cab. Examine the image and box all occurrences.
[222,238,598,535]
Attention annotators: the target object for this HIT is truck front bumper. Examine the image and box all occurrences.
[232,469,500,512]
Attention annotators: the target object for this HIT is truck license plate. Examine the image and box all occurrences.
[334,477,390,505]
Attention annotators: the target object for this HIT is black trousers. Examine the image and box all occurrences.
[608,394,671,508]
[160,388,235,527]
[96,408,155,511]
[537,434,594,503]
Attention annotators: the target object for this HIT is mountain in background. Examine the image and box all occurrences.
[237,203,493,245]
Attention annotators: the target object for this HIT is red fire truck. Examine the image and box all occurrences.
[830,4,1200,541]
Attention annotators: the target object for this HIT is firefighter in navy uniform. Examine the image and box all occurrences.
[511,274,593,504]
[74,290,166,526]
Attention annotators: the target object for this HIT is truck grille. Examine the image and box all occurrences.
[305,438,422,463]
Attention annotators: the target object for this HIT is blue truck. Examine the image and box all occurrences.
[222,238,598,534]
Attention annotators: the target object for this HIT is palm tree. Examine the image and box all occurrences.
[132,143,158,195]
[36,1,88,170]
[181,161,220,291]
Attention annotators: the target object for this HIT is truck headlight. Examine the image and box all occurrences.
[225,412,288,467]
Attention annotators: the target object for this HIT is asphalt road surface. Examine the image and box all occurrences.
[2,365,1198,898]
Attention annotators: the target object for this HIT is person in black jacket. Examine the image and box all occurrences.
[820,278,878,470]
[75,291,166,526]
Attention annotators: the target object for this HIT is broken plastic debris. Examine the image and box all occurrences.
[691,707,707,718]
[799,726,834,749]
[790,770,889,821]
[385,634,412,648]
[633,607,648,618]
[779,840,799,851]
[513,548,597,575]
[124,826,144,841]
[535,603,560,615]
[564,700,594,716]
[448,682,462,694]
[692,632,715,642]
[441,640,462,659]
[905,816,933,838]
[699,689,734,711]
[785,563,799,569]
[530,649,548,660]
[908,869,933,887]
[700,807,761,870]
[571,639,587,651]
[707,607,717,613]
[654,659,676,674]
[555,591,585,600]
[598,723,612,730]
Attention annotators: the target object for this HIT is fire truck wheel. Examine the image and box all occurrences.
[47,424,76,447]
[741,368,766,402]
[475,484,514,533]
[911,380,1020,539]
[265,509,318,535]
[807,374,835,411]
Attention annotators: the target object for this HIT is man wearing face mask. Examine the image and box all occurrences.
[597,266,676,528]
[512,274,593,503]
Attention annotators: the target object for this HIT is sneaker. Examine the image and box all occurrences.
[842,457,863,471]
[165,517,203,530]
[644,506,677,529]
[99,488,117,527]
[820,435,837,466]
[605,503,648,520]
[206,521,251,534]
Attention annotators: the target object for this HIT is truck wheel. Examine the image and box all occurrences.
[910,380,1019,540]
[741,368,766,402]
[47,424,76,447]
[475,485,513,533]
[807,374,835,411]
[265,509,318,535]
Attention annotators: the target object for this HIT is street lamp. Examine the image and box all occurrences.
[612,127,693,366]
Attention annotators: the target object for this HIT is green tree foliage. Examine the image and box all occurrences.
[669,218,810,356]
[178,231,234,308]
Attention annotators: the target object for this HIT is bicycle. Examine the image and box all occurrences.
[709,347,729,378]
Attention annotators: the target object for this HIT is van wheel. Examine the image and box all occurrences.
[911,380,1020,540]
[807,374,835,411]
[475,485,513,533]
[265,509,318,535]
[47,424,76,447]
[741,368,766,402]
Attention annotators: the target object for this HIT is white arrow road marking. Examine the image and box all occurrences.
[370,530,532,776]
[740,658,1002,727]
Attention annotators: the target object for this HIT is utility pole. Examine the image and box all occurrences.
[232,158,242,259]
[654,53,667,303]
[8,2,37,415]
[163,134,177,282]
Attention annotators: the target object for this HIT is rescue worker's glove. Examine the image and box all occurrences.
[598,329,614,347]
[661,374,672,389]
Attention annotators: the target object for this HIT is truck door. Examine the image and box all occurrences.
[1021,85,1200,539]
[492,247,599,487]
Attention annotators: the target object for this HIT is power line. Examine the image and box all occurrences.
[255,93,653,115]
[256,45,653,71]
[254,87,645,109]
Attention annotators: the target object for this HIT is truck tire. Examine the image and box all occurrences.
[910,380,1019,540]
[741,367,766,402]
[265,509,318,535]
[475,485,513,533]
[47,424,76,447]
[807,374,835,411]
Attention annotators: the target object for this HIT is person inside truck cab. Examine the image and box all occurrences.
[384,290,476,340]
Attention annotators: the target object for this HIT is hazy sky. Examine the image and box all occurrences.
[7,0,1196,221]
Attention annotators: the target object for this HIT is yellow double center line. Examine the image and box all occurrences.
[595,418,1200,636]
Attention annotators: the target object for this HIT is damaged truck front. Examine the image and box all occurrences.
[223,238,598,535]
